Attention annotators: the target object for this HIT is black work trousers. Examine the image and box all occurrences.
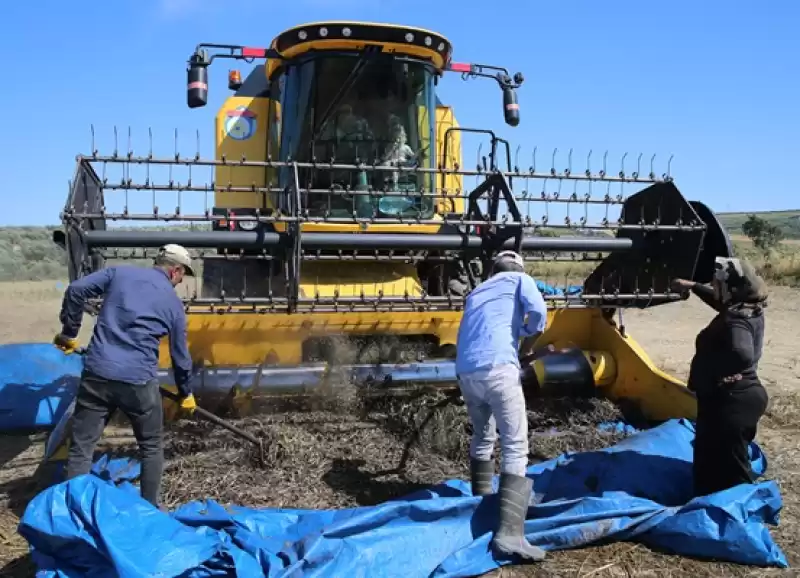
[66,371,164,507]
[693,382,769,497]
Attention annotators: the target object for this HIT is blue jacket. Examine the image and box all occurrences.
[455,272,548,375]
[59,266,193,392]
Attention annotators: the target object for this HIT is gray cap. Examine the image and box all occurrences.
[493,250,525,270]
[157,244,195,277]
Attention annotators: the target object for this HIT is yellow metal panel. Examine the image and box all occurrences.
[591,315,697,421]
[435,106,464,213]
[215,96,271,210]
[534,308,696,421]
[267,99,281,187]
[298,262,424,298]
[158,310,462,368]
[583,350,617,387]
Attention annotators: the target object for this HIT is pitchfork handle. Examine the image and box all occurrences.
[159,388,262,447]
[191,406,262,447]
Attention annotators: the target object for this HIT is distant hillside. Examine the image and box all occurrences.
[0,225,209,282]
[717,210,800,240]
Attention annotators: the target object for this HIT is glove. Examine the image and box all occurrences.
[53,333,79,354]
[160,384,197,422]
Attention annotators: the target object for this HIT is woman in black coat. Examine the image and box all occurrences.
[672,257,769,497]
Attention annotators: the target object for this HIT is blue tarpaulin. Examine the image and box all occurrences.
[18,419,788,577]
[0,343,83,430]
[535,280,582,296]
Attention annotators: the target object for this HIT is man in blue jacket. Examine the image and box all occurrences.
[53,244,197,508]
[456,250,549,562]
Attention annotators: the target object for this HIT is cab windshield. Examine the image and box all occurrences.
[277,52,436,219]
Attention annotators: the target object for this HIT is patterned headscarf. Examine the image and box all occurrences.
[713,257,768,308]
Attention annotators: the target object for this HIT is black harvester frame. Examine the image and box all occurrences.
[54,128,733,314]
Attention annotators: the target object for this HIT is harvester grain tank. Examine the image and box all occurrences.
[52,21,735,435]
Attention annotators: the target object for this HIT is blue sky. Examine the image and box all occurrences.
[1,0,797,226]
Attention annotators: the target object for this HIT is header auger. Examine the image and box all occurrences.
[54,20,734,424]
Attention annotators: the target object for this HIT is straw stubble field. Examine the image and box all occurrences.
[1,280,800,577]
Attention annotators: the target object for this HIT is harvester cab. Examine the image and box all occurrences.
[53,21,735,434]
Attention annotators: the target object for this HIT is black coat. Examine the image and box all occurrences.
[686,284,764,398]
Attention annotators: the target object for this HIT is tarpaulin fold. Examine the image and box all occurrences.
[18,419,788,578]
[0,343,82,430]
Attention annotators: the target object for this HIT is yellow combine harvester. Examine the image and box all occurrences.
[53,21,735,432]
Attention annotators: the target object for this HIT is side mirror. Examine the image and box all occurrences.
[187,51,209,109]
[499,72,523,127]
[502,86,520,127]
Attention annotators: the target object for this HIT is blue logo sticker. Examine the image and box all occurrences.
[225,106,257,141]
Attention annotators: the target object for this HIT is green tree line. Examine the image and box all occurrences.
[0,225,209,282]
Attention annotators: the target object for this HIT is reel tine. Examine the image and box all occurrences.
[620,152,627,181]
[565,148,572,177]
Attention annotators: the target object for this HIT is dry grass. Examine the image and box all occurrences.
[730,237,800,286]
[1,282,800,577]
[141,394,628,511]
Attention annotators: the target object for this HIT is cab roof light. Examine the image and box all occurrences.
[228,69,242,90]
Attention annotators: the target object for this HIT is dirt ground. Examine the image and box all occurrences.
[1,281,800,577]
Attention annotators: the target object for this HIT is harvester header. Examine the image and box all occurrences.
[52,19,734,425]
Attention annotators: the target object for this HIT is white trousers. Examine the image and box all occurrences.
[457,363,529,476]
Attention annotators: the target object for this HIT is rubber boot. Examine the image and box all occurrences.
[470,458,494,496]
[491,473,546,562]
